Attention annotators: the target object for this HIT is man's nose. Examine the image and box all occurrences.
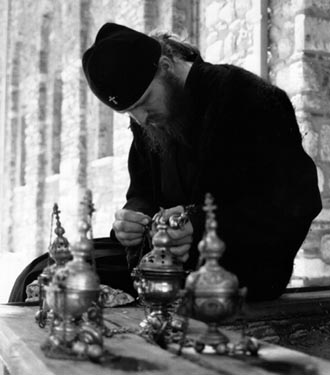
[129,108,148,125]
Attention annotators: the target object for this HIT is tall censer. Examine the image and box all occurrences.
[42,190,105,361]
[35,203,72,327]
[182,193,259,355]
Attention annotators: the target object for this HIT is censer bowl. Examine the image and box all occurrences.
[46,287,100,319]
[134,240,186,306]
[45,263,100,319]
[135,269,185,305]
[192,289,240,324]
[185,264,244,325]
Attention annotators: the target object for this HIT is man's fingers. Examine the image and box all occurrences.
[115,231,144,241]
[169,234,193,246]
[119,238,143,247]
[167,222,193,240]
[177,253,189,263]
[169,244,191,258]
[113,219,146,234]
[115,209,150,225]
[162,206,184,220]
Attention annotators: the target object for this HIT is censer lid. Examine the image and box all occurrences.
[138,212,184,273]
[49,237,71,262]
[48,203,72,265]
[139,248,184,273]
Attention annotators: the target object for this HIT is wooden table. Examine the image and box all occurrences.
[0,304,330,375]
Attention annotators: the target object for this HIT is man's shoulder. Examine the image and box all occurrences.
[194,61,270,102]
[205,61,281,94]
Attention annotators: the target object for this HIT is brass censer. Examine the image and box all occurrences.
[35,203,72,328]
[182,193,259,355]
[42,190,105,361]
[132,208,190,347]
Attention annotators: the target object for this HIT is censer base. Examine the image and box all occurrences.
[140,308,170,328]
[41,340,84,361]
[192,324,260,356]
[35,308,54,328]
[193,323,230,354]
[139,307,178,349]
[41,338,105,362]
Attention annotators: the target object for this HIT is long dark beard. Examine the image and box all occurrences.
[140,72,189,157]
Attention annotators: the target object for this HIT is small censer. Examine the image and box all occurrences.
[42,190,104,361]
[35,203,72,327]
[182,193,259,355]
[132,208,188,347]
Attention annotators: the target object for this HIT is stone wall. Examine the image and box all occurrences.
[199,0,268,77]
[0,0,199,257]
[268,0,330,287]
[0,0,198,302]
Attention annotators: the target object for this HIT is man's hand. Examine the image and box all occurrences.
[161,206,193,263]
[112,209,151,247]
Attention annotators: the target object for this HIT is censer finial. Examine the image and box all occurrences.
[49,203,72,266]
[181,193,258,356]
[198,192,226,263]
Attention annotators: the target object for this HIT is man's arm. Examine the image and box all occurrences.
[110,121,157,265]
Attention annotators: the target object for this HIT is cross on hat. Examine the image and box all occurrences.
[108,96,118,105]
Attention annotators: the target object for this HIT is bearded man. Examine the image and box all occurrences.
[9,23,321,303]
[82,22,322,301]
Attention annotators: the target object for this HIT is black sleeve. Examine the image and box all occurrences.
[109,121,158,267]
[109,121,157,241]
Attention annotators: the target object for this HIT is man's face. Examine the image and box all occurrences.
[124,69,189,155]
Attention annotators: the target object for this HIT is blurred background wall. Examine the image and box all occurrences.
[0,0,329,302]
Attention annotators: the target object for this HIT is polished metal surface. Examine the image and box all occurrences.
[35,204,72,328]
[132,211,186,346]
[183,193,257,355]
[42,190,105,361]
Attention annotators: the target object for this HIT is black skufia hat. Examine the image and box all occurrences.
[82,23,161,111]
